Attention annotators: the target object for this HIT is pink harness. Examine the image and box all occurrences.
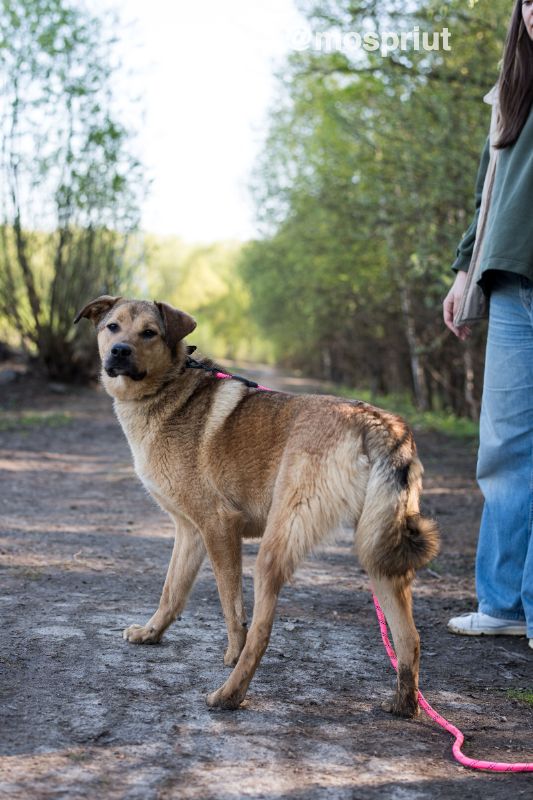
[211,365,533,772]
[214,370,272,391]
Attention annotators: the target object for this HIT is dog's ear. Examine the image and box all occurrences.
[155,301,197,352]
[74,295,122,327]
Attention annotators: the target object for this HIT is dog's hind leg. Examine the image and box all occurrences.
[355,457,438,717]
[203,517,248,667]
[206,466,339,710]
[205,526,287,710]
[123,516,206,644]
[368,572,420,718]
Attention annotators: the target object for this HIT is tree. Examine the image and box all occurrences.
[241,0,511,416]
[142,235,271,363]
[0,0,144,380]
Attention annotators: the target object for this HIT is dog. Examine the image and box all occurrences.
[75,295,439,717]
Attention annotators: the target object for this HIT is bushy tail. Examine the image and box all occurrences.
[356,456,439,579]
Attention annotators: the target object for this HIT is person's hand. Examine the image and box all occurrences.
[443,271,471,341]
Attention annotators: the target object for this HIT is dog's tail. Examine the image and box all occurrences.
[356,453,439,579]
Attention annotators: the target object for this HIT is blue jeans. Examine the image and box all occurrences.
[476,272,533,637]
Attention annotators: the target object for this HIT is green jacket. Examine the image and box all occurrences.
[452,101,533,289]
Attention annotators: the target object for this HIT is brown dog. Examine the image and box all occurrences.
[75,295,439,717]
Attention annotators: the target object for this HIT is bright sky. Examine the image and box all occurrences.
[94,0,306,243]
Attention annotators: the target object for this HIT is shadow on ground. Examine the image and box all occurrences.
[0,373,531,799]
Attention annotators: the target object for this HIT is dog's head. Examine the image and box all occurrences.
[74,295,196,399]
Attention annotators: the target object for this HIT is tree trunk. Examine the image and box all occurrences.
[400,285,428,411]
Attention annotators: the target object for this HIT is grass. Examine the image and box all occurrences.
[331,386,479,438]
[0,369,479,439]
[15,567,43,581]
[67,750,91,763]
[0,410,73,432]
[507,689,533,707]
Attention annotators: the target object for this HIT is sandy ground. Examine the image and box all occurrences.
[0,368,532,799]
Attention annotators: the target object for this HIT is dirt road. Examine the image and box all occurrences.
[0,371,531,799]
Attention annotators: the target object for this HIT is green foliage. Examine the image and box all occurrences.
[241,0,513,417]
[0,0,145,380]
[139,235,273,362]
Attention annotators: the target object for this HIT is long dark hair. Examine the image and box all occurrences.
[496,0,533,148]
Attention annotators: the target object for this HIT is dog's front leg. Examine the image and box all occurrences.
[123,516,206,644]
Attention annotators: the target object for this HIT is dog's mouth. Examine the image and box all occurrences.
[104,363,147,382]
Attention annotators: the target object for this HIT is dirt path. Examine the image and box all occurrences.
[0,371,532,799]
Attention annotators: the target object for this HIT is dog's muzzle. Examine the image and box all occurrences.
[105,343,147,381]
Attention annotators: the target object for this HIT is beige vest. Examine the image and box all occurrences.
[454,85,500,326]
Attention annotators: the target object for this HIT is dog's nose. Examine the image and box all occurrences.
[111,343,132,359]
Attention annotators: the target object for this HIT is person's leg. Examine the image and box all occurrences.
[517,278,533,642]
[523,523,533,642]
[475,274,533,624]
[448,273,533,637]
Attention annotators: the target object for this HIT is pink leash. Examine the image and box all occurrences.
[213,367,533,772]
[372,592,533,772]
[214,371,272,391]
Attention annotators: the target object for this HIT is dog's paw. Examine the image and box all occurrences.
[206,686,243,710]
[380,694,420,719]
[122,623,161,645]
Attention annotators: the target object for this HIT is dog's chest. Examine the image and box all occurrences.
[133,439,186,514]
[115,406,184,514]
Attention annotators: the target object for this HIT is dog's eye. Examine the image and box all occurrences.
[107,323,119,333]
[141,329,157,339]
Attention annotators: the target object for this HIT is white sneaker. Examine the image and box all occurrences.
[529,639,533,650]
[447,611,526,636]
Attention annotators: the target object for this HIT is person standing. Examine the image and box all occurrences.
[443,0,533,649]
